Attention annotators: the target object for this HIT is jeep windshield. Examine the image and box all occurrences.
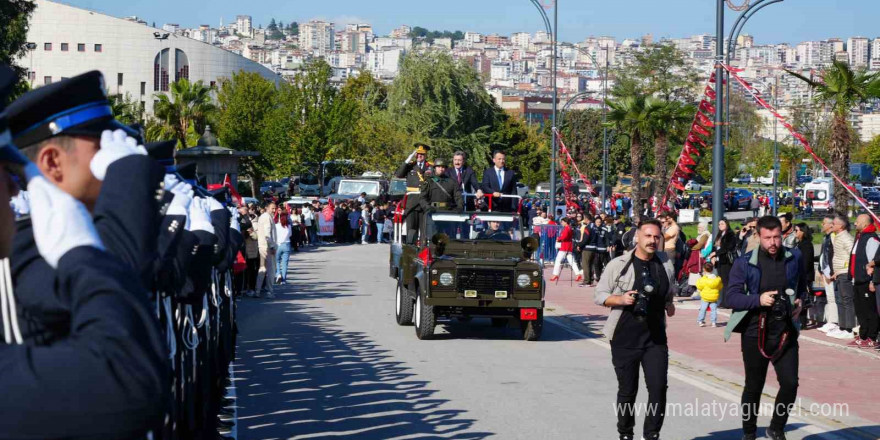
[389,179,408,195]
[428,213,523,241]
[337,180,380,196]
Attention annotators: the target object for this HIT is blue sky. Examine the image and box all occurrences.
[61,0,872,45]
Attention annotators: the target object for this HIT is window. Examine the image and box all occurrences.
[61,43,68,51]
[44,76,52,85]
[174,49,189,82]
[94,44,102,52]
[140,82,146,95]
[210,81,216,88]
[154,49,170,92]
[44,43,52,51]
[27,71,35,81]
[117,73,123,86]
[77,43,85,52]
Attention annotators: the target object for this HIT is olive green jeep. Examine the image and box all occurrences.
[389,206,544,341]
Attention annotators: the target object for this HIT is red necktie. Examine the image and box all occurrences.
[456,169,462,184]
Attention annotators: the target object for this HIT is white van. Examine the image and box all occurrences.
[804,178,833,212]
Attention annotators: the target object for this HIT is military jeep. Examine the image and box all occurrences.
[389,198,544,341]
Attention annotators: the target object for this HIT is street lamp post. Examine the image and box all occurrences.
[712,0,725,233]
[571,45,610,209]
[529,0,558,216]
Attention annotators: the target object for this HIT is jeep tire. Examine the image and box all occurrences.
[414,291,435,340]
[395,279,414,326]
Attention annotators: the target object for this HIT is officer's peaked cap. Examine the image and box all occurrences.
[413,142,431,155]
[6,70,138,147]
[146,140,177,165]
[177,162,197,181]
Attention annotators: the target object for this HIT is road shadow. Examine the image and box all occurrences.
[424,316,588,342]
[234,302,493,440]
[690,423,880,440]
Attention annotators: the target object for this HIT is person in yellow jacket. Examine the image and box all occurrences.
[696,261,722,327]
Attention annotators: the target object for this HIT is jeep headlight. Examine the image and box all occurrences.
[439,272,454,286]
[517,274,531,288]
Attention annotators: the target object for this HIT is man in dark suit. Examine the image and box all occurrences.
[445,150,482,210]
[480,149,519,212]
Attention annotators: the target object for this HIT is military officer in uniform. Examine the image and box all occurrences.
[395,143,433,244]
[419,158,465,240]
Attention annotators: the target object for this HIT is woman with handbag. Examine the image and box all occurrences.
[708,218,737,307]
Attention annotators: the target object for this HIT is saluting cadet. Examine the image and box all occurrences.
[0,64,169,439]
[395,142,432,244]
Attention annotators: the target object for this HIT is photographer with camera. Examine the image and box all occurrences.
[723,216,806,440]
[594,219,676,440]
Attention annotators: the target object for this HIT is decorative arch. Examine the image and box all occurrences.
[154,48,170,92]
[175,49,190,82]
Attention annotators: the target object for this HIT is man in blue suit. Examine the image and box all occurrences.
[480,149,519,212]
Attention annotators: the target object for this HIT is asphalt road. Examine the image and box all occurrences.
[231,243,857,440]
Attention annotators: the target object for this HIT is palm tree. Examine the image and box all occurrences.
[788,61,879,210]
[153,78,216,148]
[648,99,696,201]
[777,143,804,213]
[606,94,656,203]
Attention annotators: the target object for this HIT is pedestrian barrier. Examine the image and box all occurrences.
[534,225,563,266]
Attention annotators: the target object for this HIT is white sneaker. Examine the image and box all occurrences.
[698,321,705,327]
[265,292,276,299]
[853,325,861,336]
[828,329,854,340]
[818,323,837,333]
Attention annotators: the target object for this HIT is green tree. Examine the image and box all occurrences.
[606,94,658,201]
[0,0,36,103]
[387,51,501,165]
[152,78,216,148]
[559,109,606,179]
[778,142,804,212]
[261,59,357,177]
[612,43,700,102]
[648,99,695,200]
[215,71,277,186]
[109,92,145,125]
[788,61,880,210]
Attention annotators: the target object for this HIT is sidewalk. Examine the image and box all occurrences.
[542,268,880,431]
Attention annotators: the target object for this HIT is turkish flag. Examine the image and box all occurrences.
[699,100,715,115]
[688,134,708,148]
[692,123,711,137]
[696,112,714,128]
[684,142,701,157]
[671,180,686,191]
[680,153,697,167]
[704,86,716,100]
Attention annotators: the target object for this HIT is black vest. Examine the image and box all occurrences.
[851,230,878,284]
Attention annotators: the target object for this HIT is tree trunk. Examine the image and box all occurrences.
[654,132,669,202]
[630,131,643,206]
[830,114,851,215]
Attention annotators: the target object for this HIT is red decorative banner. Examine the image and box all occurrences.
[553,129,599,214]
[721,64,880,223]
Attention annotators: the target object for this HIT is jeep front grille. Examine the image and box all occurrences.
[456,269,514,295]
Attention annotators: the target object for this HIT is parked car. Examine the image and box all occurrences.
[863,187,880,210]
[516,182,530,197]
[259,181,286,197]
[724,188,753,211]
[797,174,813,185]
[684,180,701,191]
[731,174,753,184]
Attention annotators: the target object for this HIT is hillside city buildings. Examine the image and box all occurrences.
[18,0,880,141]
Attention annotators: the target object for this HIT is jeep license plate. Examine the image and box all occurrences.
[495,291,508,299]
[464,290,477,298]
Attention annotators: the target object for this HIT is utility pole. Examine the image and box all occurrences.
[772,75,779,216]
[601,46,609,212]
[712,0,725,233]
[549,1,559,217]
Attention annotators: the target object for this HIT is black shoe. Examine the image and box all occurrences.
[766,429,786,440]
[218,407,234,416]
[741,434,756,440]
[216,419,235,429]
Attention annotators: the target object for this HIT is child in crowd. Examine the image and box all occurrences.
[695,262,721,327]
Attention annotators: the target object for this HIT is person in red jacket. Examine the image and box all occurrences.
[551,217,584,282]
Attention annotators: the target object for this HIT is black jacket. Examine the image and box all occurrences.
[445,166,480,194]
[714,230,738,265]
[481,167,519,211]
[0,246,169,439]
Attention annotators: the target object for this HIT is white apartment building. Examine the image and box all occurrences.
[299,20,335,56]
[236,15,252,37]
[861,114,880,142]
[490,61,511,81]
[21,0,277,115]
[848,36,870,68]
[390,25,411,39]
[534,31,550,44]
[366,47,404,77]
[464,32,483,44]
[511,32,531,49]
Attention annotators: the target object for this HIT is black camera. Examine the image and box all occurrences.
[770,289,794,321]
[633,269,657,319]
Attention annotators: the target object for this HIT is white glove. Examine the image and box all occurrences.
[166,191,191,217]
[163,174,181,191]
[90,129,146,181]
[405,148,418,164]
[187,197,214,234]
[207,197,224,213]
[229,208,241,233]
[24,163,104,268]
[10,190,30,217]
